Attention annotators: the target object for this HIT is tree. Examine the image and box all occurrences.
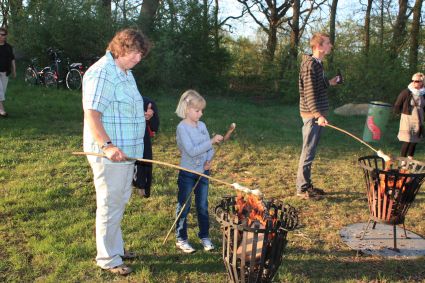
[236,0,294,62]
[0,0,10,27]
[364,0,372,54]
[390,0,409,59]
[139,0,160,36]
[409,0,422,73]
[329,0,338,65]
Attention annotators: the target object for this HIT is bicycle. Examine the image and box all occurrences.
[65,55,100,90]
[24,58,57,88]
[65,59,85,90]
[47,47,87,90]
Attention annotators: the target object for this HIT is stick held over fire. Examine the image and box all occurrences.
[323,123,393,162]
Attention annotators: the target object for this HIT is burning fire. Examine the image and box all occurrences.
[235,192,276,226]
[375,161,411,197]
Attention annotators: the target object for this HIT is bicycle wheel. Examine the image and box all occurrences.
[44,71,58,88]
[65,69,82,90]
[24,67,38,85]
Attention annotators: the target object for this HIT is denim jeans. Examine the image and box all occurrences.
[296,117,323,193]
[176,170,210,241]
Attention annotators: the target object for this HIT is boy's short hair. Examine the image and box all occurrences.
[310,32,330,50]
[175,89,206,119]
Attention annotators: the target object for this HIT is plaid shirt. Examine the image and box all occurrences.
[83,51,145,160]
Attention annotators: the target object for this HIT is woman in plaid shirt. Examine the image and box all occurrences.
[83,28,152,276]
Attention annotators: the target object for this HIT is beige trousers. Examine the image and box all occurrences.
[89,161,134,269]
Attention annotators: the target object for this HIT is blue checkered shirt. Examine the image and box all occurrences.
[83,51,145,160]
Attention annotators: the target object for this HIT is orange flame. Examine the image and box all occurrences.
[235,192,268,226]
[377,168,410,197]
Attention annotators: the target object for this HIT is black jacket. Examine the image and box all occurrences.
[393,89,425,115]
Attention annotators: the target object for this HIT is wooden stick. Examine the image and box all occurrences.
[325,123,393,161]
[72,151,235,187]
[325,123,379,153]
[162,177,202,245]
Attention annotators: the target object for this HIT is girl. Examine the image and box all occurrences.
[174,90,223,253]
[394,72,425,160]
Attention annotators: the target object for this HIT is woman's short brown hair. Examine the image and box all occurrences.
[107,28,151,58]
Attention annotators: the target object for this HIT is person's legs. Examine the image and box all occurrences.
[90,162,134,269]
[0,72,9,115]
[296,117,323,193]
[407,143,417,158]
[194,172,210,240]
[175,170,195,241]
[400,142,410,157]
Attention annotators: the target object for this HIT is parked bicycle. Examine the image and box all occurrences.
[24,58,56,88]
[47,47,86,90]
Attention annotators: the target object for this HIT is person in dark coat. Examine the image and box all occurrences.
[133,97,159,197]
[393,72,425,159]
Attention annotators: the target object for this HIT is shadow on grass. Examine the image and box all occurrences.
[279,246,425,281]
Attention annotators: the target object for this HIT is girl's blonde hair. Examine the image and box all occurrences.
[175,90,206,119]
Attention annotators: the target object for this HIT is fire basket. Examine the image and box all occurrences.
[215,194,298,283]
[358,155,425,251]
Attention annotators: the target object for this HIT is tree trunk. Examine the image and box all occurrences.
[213,0,219,50]
[0,0,10,28]
[379,0,384,47]
[266,25,277,62]
[289,0,300,67]
[364,0,373,55]
[139,0,160,36]
[329,0,338,65]
[409,0,422,73]
[9,0,23,33]
[390,0,408,59]
[101,0,111,19]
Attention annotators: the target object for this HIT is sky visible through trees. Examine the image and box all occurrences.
[221,0,361,38]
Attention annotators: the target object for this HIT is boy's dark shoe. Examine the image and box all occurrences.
[296,186,324,200]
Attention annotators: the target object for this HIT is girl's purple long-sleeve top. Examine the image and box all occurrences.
[176,120,214,173]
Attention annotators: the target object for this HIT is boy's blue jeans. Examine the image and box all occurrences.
[176,170,210,241]
[296,117,323,193]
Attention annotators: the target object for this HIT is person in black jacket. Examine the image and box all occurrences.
[393,72,425,159]
[0,27,16,117]
[133,97,159,197]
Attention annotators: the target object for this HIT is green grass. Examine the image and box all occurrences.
[1,80,425,282]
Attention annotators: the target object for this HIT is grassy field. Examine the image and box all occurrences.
[1,79,425,283]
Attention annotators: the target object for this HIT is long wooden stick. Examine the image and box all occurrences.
[72,151,234,187]
[326,123,379,153]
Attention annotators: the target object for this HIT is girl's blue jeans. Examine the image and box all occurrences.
[175,170,210,241]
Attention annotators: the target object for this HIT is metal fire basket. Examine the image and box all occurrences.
[215,196,298,283]
[358,155,425,251]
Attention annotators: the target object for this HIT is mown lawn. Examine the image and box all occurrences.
[1,80,425,282]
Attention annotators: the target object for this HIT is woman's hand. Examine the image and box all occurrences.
[103,145,128,162]
[211,134,223,145]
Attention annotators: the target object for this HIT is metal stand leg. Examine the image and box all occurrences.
[402,222,409,239]
[391,225,400,252]
[360,219,373,240]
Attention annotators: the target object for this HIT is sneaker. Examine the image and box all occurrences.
[176,240,196,253]
[201,238,215,251]
[296,186,324,200]
[311,186,325,195]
